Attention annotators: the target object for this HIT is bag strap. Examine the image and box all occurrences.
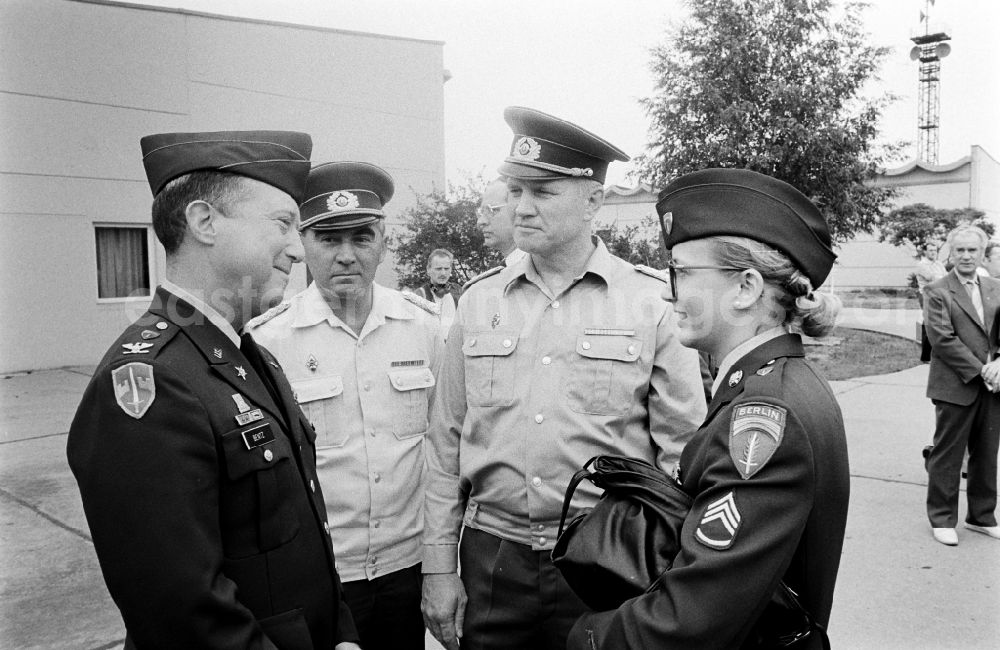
[557,466,595,538]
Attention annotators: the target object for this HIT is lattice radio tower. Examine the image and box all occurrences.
[909,0,951,164]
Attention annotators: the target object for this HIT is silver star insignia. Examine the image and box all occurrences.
[235,366,248,381]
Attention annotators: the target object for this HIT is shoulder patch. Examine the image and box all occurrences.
[695,490,741,550]
[729,402,787,479]
[401,291,440,316]
[112,362,156,419]
[246,301,290,330]
[462,266,503,291]
[634,264,669,283]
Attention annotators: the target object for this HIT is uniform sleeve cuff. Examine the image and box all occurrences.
[422,544,458,573]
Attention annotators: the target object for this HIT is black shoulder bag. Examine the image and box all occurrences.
[551,455,829,649]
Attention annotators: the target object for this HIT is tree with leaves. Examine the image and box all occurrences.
[596,215,669,268]
[878,203,993,259]
[635,0,903,242]
[388,177,502,289]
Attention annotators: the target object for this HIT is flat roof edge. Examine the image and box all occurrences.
[66,0,446,46]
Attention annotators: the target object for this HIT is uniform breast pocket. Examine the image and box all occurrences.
[220,421,301,557]
[566,335,644,415]
[463,331,518,407]
[387,367,435,439]
[292,375,349,448]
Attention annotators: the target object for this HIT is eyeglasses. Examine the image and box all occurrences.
[663,262,746,302]
[478,204,505,218]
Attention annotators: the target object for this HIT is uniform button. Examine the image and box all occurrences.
[309,479,315,492]
[627,345,636,355]
[363,382,371,391]
[539,536,547,545]
[534,413,544,423]
[541,356,551,365]
[502,339,512,348]
[263,449,273,462]
[552,301,560,309]
[581,341,591,350]
[155,321,168,330]
[373,472,381,483]
[373,520,381,528]
[532,476,542,487]
[537,524,545,531]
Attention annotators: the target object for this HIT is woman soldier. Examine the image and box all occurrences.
[568,168,849,649]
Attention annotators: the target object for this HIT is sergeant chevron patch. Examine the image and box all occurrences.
[695,491,741,550]
[730,402,786,480]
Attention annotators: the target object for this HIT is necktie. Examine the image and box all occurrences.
[240,333,281,406]
[964,280,985,324]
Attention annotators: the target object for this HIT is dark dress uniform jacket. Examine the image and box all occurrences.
[569,334,850,649]
[67,287,358,650]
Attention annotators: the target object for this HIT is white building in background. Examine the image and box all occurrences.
[601,145,1000,290]
[0,0,446,373]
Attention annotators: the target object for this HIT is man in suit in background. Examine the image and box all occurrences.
[923,225,1000,546]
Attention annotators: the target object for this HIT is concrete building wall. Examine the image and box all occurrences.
[0,0,445,373]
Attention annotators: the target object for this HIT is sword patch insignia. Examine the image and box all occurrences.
[695,491,741,550]
[729,402,786,480]
[112,362,156,419]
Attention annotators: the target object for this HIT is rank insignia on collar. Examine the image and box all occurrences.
[730,402,787,480]
[728,369,743,387]
[112,362,156,419]
[122,342,153,355]
[306,355,318,372]
[695,491,740,550]
[491,313,501,329]
[235,366,248,381]
[213,348,223,359]
[756,366,774,376]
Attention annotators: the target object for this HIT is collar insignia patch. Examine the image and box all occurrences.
[728,369,743,387]
[306,355,319,372]
[695,491,741,550]
[235,365,248,381]
[213,348,223,359]
[112,362,156,419]
[730,402,787,480]
[491,313,501,329]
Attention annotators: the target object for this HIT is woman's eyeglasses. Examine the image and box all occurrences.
[663,262,746,302]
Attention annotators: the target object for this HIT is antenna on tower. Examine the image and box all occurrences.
[909,0,950,165]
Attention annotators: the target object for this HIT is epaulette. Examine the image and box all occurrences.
[246,301,291,330]
[401,291,440,316]
[463,266,503,291]
[110,317,181,361]
[634,264,669,283]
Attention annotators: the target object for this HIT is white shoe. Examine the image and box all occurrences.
[932,528,958,546]
[964,523,1000,539]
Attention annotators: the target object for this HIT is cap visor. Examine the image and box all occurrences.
[302,213,382,231]
[497,161,567,181]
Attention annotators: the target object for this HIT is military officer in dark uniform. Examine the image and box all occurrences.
[67,131,361,650]
[568,169,850,649]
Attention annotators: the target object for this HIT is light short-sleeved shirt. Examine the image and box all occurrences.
[251,282,442,581]
[423,239,707,573]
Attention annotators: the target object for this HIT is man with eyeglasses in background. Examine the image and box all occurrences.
[476,177,525,267]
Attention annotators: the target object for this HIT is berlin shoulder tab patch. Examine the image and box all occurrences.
[112,362,156,419]
[729,401,787,479]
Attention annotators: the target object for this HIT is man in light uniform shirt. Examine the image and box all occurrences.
[476,177,525,267]
[251,161,442,649]
[421,107,707,650]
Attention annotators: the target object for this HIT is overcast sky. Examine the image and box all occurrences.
[134,0,1000,188]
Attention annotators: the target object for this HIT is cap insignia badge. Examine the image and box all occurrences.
[512,136,541,161]
[727,370,743,387]
[235,366,248,381]
[729,402,787,480]
[491,313,501,329]
[306,355,319,372]
[112,362,156,419]
[122,342,153,355]
[327,191,359,212]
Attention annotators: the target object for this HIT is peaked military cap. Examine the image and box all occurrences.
[140,130,313,203]
[656,168,837,287]
[298,161,395,231]
[498,106,629,184]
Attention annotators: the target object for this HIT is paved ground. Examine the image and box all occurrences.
[2,308,998,649]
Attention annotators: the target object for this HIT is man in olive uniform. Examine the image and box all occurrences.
[67,131,360,649]
[421,107,706,650]
[251,161,443,649]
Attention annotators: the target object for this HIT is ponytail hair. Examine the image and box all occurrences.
[710,236,841,338]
